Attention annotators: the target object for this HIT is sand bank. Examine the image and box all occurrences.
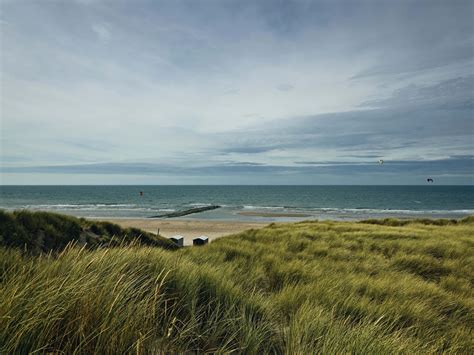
[106,218,268,246]
[237,211,312,218]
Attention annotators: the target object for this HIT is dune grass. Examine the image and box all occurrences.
[0,213,473,353]
[0,210,177,252]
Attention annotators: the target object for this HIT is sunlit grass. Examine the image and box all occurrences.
[1,212,473,353]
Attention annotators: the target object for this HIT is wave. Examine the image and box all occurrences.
[13,204,178,214]
[3,203,472,218]
[23,204,138,210]
[241,206,474,215]
[308,208,474,215]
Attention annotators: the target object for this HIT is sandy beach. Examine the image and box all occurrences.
[107,218,269,246]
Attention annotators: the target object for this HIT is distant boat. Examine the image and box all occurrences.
[427,178,434,183]
[378,159,384,164]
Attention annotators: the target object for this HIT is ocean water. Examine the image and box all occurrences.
[0,185,473,222]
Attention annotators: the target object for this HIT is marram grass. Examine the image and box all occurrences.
[1,213,473,353]
[0,244,274,353]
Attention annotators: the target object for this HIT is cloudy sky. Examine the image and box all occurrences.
[1,0,473,184]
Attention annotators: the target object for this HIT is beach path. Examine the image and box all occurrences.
[106,219,268,246]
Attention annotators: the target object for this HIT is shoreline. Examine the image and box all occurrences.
[10,206,472,224]
[237,211,312,217]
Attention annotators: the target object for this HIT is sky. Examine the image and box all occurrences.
[1,0,473,185]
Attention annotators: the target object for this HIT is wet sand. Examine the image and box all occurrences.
[106,218,268,246]
[238,211,312,218]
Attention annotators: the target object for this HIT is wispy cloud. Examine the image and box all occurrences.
[91,23,111,41]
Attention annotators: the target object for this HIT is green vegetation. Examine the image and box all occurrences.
[0,210,178,253]
[1,211,473,353]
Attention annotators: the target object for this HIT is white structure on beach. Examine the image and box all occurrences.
[193,236,209,246]
[170,235,184,247]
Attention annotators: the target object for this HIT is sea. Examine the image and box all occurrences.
[0,185,473,222]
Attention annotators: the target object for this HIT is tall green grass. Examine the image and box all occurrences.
[1,213,473,353]
[0,244,274,353]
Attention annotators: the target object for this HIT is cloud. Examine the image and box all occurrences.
[1,0,473,184]
[91,23,111,41]
[360,76,474,109]
[2,156,472,181]
[276,83,294,92]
